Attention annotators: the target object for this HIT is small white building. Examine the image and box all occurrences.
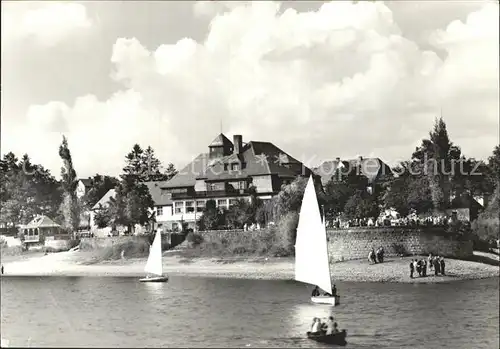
[75,178,93,199]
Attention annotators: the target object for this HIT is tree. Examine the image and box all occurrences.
[471,186,499,244]
[451,157,493,199]
[197,199,224,230]
[323,164,371,218]
[383,164,412,217]
[487,145,500,190]
[412,117,462,212]
[121,144,177,182]
[164,163,178,181]
[344,190,380,220]
[58,136,80,233]
[83,175,119,208]
[0,152,62,226]
[226,199,254,229]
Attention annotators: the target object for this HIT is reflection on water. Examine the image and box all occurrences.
[142,281,168,299]
[1,276,498,348]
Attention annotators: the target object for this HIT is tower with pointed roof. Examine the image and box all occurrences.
[208,133,234,159]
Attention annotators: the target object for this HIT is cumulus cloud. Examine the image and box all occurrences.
[3,2,92,46]
[10,1,499,177]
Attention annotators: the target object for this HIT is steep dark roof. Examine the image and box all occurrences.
[163,153,210,188]
[143,181,173,206]
[450,194,483,210]
[164,139,310,188]
[79,178,93,188]
[209,133,233,148]
[314,158,393,186]
[92,189,116,210]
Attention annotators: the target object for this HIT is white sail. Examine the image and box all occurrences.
[144,230,163,276]
[294,176,332,294]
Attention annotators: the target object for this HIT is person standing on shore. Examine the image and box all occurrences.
[410,260,415,278]
[440,257,446,275]
[1,265,3,275]
[434,256,440,275]
[422,260,427,277]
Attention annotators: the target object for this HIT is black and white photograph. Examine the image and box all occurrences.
[1,1,499,348]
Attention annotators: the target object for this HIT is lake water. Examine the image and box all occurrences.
[1,276,499,348]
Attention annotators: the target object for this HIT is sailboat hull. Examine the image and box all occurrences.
[311,295,340,306]
[306,330,347,346]
[139,276,169,283]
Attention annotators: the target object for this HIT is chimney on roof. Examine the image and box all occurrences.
[233,135,242,155]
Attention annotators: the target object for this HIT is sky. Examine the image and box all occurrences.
[1,1,499,179]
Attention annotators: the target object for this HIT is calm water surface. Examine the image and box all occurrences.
[1,276,499,348]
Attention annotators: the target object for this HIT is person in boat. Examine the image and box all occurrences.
[310,317,322,334]
[332,322,340,334]
[325,316,335,335]
[311,286,321,297]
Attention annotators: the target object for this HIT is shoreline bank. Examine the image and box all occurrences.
[1,250,499,283]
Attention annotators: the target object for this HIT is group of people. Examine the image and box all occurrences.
[368,247,384,264]
[329,210,465,229]
[311,284,337,297]
[310,316,340,335]
[410,254,446,278]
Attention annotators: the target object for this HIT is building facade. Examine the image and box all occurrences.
[143,181,174,231]
[161,133,313,228]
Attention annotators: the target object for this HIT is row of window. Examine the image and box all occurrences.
[172,199,241,214]
[207,181,247,191]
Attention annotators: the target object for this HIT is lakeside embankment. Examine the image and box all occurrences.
[1,250,498,283]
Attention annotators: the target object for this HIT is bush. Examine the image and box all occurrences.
[89,237,170,263]
[179,212,299,258]
[273,211,299,254]
[472,217,499,244]
[391,243,409,257]
[186,232,204,246]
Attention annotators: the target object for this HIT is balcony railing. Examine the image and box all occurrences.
[24,235,40,243]
[171,188,249,199]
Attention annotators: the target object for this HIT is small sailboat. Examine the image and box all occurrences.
[295,176,340,306]
[139,230,168,283]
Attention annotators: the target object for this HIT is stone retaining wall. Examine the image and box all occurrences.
[197,227,473,261]
[45,239,73,250]
[327,227,472,261]
[79,236,150,251]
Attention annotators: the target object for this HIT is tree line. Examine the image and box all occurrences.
[0,138,177,235]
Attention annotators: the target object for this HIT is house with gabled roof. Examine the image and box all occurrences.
[20,215,62,244]
[313,156,393,194]
[161,133,314,229]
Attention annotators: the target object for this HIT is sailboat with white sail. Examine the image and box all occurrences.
[139,230,169,283]
[295,175,340,306]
